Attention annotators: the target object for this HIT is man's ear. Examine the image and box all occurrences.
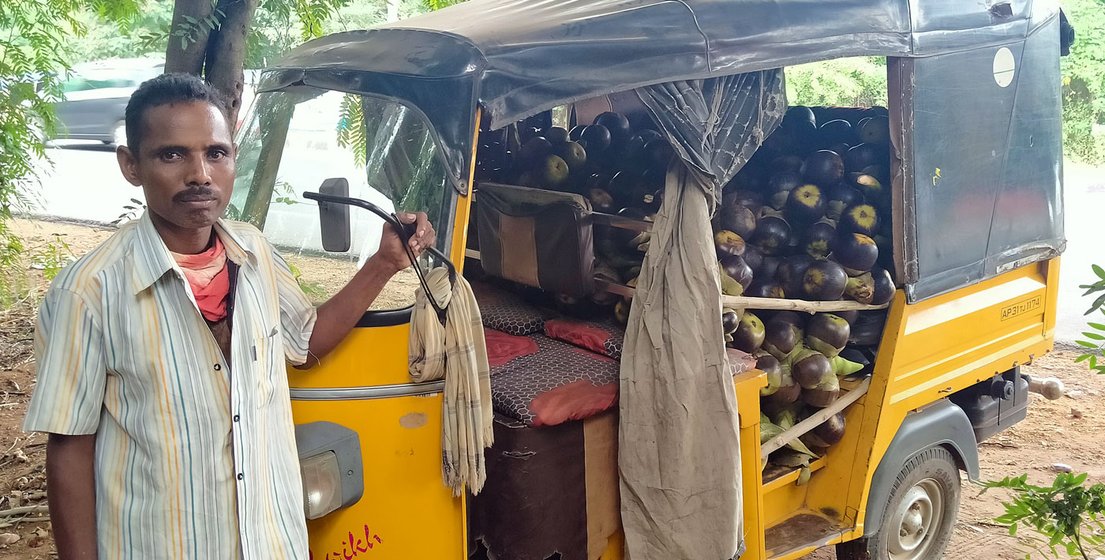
[116,145,142,187]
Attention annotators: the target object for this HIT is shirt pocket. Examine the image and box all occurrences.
[253,325,281,409]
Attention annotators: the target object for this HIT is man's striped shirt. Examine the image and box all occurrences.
[25,212,317,559]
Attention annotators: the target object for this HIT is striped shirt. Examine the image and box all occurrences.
[24,212,317,559]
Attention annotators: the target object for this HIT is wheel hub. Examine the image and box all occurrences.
[888,478,944,560]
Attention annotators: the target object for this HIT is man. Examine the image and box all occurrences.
[23,73,435,559]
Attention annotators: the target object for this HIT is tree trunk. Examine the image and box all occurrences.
[387,0,401,23]
[164,0,216,75]
[204,0,260,127]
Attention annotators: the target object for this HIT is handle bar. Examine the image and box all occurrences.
[303,191,456,323]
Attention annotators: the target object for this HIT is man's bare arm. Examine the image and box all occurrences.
[46,433,97,560]
[302,212,435,367]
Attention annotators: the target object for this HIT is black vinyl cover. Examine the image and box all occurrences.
[262,0,1060,194]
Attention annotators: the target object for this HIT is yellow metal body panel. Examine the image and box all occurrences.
[288,324,466,559]
[289,115,480,559]
[293,393,466,559]
[748,259,1058,558]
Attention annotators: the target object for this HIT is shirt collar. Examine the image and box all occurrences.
[130,211,256,295]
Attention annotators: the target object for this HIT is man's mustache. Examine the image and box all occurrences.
[174,188,217,202]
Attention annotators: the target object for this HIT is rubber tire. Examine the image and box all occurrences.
[835,446,960,560]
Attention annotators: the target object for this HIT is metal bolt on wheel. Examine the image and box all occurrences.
[887,478,944,559]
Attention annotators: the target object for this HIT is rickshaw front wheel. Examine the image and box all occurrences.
[836,446,960,560]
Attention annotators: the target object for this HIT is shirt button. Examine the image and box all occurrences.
[233,414,240,422]
[214,364,222,371]
[237,473,244,481]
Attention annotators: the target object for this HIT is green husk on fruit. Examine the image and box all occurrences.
[805,313,851,358]
[760,418,785,444]
[770,406,820,459]
[770,449,815,485]
[844,272,875,304]
[802,373,840,408]
[830,355,865,377]
[772,403,801,430]
[719,267,744,297]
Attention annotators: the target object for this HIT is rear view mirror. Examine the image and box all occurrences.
[317,178,351,252]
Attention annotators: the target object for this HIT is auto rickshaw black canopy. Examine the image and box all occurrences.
[261,0,1060,194]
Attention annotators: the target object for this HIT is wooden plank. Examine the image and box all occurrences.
[593,280,889,313]
[761,377,872,458]
[721,295,890,313]
[590,212,653,233]
[594,279,634,299]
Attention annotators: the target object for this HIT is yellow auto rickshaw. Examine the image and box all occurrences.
[229,1,1069,558]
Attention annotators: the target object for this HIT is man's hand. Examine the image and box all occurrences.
[304,212,438,367]
[371,212,437,274]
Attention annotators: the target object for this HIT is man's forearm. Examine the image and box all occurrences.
[47,433,97,560]
[305,255,400,366]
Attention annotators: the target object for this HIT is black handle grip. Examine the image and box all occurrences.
[303,190,456,322]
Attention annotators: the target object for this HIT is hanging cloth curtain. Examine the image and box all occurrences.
[618,69,785,560]
[409,266,494,496]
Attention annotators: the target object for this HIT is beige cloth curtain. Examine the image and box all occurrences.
[408,267,494,496]
[619,164,744,560]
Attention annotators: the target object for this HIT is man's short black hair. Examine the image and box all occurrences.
[124,73,230,154]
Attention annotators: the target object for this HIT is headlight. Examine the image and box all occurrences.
[295,422,364,520]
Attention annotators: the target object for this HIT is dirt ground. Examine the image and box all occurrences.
[2,219,1104,559]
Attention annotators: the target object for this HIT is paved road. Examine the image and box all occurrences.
[1054,161,1104,345]
[21,143,1104,344]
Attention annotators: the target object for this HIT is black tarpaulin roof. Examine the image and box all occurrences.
[261,0,1059,190]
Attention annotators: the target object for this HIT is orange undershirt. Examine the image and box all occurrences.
[171,236,231,323]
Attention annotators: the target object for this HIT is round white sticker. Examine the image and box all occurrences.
[993,47,1016,88]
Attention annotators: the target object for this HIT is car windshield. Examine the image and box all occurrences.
[229,87,453,309]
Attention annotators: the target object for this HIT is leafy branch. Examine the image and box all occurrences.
[1075,264,1105,374]
[983,472,1105,559]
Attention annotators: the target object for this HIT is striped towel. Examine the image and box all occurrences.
[408,267,494,496]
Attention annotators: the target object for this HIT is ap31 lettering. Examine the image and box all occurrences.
[309,525,383,560]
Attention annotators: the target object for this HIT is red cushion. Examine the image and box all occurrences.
[484,328,540,368]
[543,318,624,360]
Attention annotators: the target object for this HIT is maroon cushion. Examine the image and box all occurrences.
[543,318,624,360]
